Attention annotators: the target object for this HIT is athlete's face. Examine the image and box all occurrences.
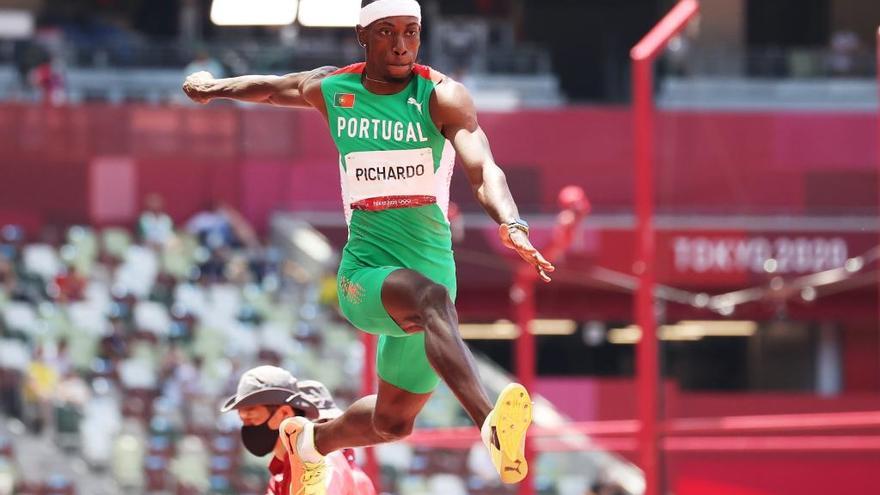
[358,16,421,82]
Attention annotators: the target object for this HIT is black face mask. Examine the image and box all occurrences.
[241,413,279,457]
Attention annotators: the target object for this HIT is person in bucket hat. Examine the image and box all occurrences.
[221,366,375,495]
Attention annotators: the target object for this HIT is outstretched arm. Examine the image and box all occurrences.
[431,78,555,282]
[182,66,336,108]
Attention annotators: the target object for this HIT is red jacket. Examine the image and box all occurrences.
[266,449,376,495]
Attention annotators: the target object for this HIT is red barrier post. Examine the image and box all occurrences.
[876,26,880,392]
[513,271,537,495]
[630,2,700,495]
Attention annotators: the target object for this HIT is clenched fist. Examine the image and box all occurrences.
[182,71,215,104]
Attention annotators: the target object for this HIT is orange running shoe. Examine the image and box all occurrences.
[279,417,327,495]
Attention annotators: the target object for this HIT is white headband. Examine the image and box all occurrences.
[359,0,421,27]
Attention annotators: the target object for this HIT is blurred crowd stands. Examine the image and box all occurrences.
[0,196,370,494]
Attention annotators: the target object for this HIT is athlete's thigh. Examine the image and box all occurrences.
[340,267,453,394]
[376,333,440,394]
[337,265,407,337]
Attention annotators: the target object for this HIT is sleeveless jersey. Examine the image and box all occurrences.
[321,63,456,274]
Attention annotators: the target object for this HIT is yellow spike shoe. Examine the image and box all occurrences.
[485,383,533,484]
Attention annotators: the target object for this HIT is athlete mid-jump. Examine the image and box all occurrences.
[184,0,554,492]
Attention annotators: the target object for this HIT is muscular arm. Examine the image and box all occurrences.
[432,80,518,225]
[183,66,336,109]
[431,77,554,281]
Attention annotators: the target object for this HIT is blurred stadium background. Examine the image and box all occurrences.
[0,0,878,494]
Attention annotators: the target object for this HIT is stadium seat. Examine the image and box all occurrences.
[2,302,39,336]
[0,458,15,495]
[112,433,146,489]
[114,246,158,298]
[170,435,210,493]
[101,228,132,260]
[22,245,61,281]
[67,302,109,336]
[173,283,209,318]
[82,282,112,317]
[427,474,468,495]
[208,284,241,319]
[134,301,171,336]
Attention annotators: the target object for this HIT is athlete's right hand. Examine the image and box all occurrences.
[182,71,214,104]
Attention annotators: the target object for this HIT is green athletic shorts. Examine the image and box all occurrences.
[337,258,457,395]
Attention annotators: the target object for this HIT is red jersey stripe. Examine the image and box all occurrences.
[333,62,444,84]
[413,64,432,80]
[331,63,366,75]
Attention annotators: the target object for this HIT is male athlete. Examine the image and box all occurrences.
[184,1,554,493]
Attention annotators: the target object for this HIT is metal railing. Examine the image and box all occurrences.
[662,45,877,79]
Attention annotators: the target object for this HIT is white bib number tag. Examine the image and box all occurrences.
[344,148,435,203]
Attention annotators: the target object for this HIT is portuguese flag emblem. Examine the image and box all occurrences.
[334,93,356,108]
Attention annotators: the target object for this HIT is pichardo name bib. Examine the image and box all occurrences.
[344,148,435,203]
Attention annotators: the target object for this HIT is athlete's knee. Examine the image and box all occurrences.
[416,282,453,311]
[414,283,457,337]
[372,412,415,442]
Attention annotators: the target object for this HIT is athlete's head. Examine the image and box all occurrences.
[357,0,422,82]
